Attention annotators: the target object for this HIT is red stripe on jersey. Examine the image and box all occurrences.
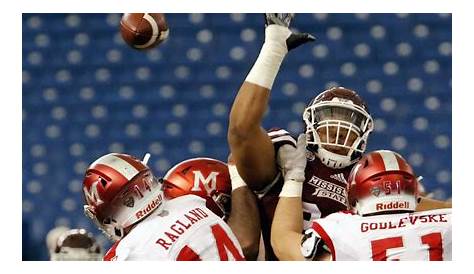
[176,246,202,261]
[103,240,121,261]
[311,221,336,261]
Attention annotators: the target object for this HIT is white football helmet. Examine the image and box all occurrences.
[303,87,374,168]
[82,153,165,241]
[347,150,419,216]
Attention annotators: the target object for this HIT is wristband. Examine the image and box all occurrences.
[279,179,303,197]
[228,165,247,191]
[245,26,290,89]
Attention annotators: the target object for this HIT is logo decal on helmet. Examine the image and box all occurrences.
[83,181,104,206]
[191,171,219,196]
[123,196,135,208]
[371,186,381,197]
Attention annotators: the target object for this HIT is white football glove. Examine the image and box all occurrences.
[278,133,307,183]
[264,14,316,52]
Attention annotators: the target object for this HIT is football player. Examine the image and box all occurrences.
[271,143,451,260]
[82,153,245,261]
[48,228,103,261]
[159,157,261,260]
[227,13,451,260]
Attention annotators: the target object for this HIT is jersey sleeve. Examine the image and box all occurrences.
[267,128,297,151]
[252,128,295,197]
[307,212,354,260]
[103,240,129,261]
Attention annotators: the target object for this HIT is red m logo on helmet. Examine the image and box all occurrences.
[191,171,219,196]
[83,181,104,206]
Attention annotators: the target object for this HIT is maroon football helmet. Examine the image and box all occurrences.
[82,153,164,241]
[347,150,419,216]
[303,87,374,169]
[162,158,231,219]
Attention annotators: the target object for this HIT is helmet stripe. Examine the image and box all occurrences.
[92,155,140,180]
[378,150,400,171]
[114,154,147,171]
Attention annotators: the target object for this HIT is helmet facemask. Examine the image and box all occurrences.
[303,99,374,168]
[212,191,231,219]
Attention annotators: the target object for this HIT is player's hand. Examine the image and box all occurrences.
[278,134,307,183]
[301,228,327,260]
[264,13,315,51]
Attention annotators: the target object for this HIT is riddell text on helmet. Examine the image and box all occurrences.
[375,201,410,211]
[135,195,163,219]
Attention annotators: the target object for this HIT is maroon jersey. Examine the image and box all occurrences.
[256,128,354,260]
[301,153,353,227]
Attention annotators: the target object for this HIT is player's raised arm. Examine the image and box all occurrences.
[226,155,261,260]
[271,134,308,260]
[228,14,315,190]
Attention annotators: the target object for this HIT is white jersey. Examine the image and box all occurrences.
[104,195,244,261]
[307,208,451,261]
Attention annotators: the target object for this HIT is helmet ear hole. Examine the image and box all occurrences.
[100,178,107,188]
[351,151,362,162]
[351,200,357,207]
[363,159,369,168]
[114,228,122,238]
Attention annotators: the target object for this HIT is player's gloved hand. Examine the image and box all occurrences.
[278,133,307,183]
[301,228,327,260]
[264,13,316,52]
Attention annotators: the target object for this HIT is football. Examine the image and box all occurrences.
[120,13,169,50]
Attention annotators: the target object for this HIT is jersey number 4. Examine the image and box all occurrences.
[371,232,443,261]
[176,224,244,261]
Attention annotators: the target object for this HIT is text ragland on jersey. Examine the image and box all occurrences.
[156,207,210,250]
